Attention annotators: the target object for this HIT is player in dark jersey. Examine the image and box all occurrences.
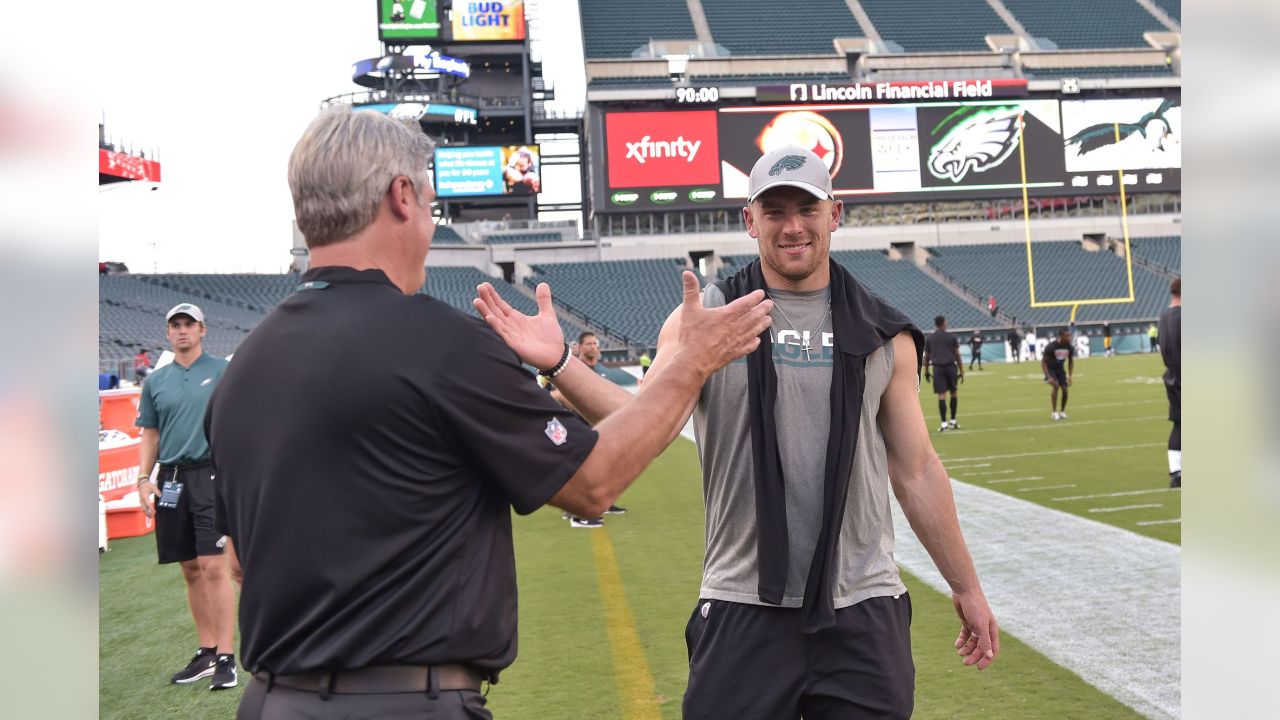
[924,315,964,431]
[1041,329,1075,421]
[1158,279,1181,488]
[968,332,984,370]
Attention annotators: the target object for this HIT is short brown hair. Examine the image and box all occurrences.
[1170,278,1180,297]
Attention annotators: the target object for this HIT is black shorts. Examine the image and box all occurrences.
[1165,382,1180,423]
[683,594,914,720]
[154,463,225,564]
[1046,368,1068,387]
[931,364,958,394]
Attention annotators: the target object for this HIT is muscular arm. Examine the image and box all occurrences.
[137,428,160,515]
[879,332,999,670]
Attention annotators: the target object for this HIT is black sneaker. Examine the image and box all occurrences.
[1169,471,1181,489]
[171,648,216,684]
[604,504,627,515]
[569,516,604,528]
[209,654,238,691]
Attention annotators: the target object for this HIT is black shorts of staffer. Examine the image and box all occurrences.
[931,364,959,394]
[153,463,223,564]
[205,266,597,679]
[683,595,914,720]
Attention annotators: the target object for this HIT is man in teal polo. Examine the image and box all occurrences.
[135,302,238,691]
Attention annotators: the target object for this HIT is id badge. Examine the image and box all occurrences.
[157,480,184,510]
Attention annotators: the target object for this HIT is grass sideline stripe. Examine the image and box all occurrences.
[1137,518,1182,526]
[591,529,661,720]
[1088,503,1163,513]
[960,469,1015,477]
[892,480,1180,719]
[986,475,1045,484]
[1017,484,1077,492]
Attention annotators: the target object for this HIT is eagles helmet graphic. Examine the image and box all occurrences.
[927,107,1023,183]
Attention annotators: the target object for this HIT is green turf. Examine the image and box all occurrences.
[926,353,1180,544]
[101,354,1167,718]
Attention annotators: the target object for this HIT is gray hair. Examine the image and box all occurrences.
[288,106,436,248]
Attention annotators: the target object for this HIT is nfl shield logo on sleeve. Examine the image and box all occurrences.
[545,417,569,446]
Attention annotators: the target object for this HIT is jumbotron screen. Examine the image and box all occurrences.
[434,144,542,198]
[595,96,1181,211]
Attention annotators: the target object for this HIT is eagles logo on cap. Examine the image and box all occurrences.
[747,145,835,204]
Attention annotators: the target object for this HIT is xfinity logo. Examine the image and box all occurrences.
[625,136,702,164]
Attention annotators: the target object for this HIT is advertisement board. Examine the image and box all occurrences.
[435,144,541,197]
[378,0,441,41]
[596,94,1179,212]
[451,0,526,41]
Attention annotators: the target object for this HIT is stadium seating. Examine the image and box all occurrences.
[1001,0,1167,49]
[580,0,698,59]
[721,252,994,330]
[525,259,693,347]
[926,241,1170,324]
[701,0,863,56]
[859,0,1010,53]
[1026,65,1176,79]
[485,231,564,244]
[588,73,851,91]
[422,266,591,345]
[433,224,467,244]
[1128,236,1180,274]
[1150,0,1179,23]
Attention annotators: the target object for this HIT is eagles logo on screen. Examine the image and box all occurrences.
[1064,98,1179,157]
[756,111,843,177]
[927,107,1022,183]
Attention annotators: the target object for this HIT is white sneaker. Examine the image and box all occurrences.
[1051,412,1060,421]
[938,423,948,433]
[948,419,959,429]
[1058,412,1068,420]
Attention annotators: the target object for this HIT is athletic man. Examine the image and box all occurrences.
[1006,324,1021,363]
[968,332,984,371]
[1102,321,1113,356]
[924,315,964,431]
[1041,328,1075,420]
[1147,322,1159,352]
[476,145,998,720]
[556,331,627,528]
[1158,279,1181,488]
[206,107,774,719]
[135,303,237,690]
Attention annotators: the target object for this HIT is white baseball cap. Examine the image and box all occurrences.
[165,302,205,323]
[747,145,835,204]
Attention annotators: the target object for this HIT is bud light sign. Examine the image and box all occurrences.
[452,0,527,41]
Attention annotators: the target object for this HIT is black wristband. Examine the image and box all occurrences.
[539,343,572,378]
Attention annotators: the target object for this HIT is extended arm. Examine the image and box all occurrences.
[542,273,772,517]
[880,332,999,670]
[137,428,160,517]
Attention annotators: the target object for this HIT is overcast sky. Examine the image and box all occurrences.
[98,0,585,273]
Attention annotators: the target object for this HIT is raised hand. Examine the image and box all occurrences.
[670,271,773,380]
[474,282,565,370]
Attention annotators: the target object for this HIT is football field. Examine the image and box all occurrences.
[99,353,1177,719]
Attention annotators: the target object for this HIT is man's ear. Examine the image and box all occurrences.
[743,204,759,239]
[388,176,415,221]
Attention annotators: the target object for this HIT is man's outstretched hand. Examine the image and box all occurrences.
[474,282,565,370]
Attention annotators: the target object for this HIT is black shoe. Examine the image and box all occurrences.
[1169,471,1181,489]
[171,648,216,684]
[605,504,627,515]
[569,516,604,528]
[209,654,238,690]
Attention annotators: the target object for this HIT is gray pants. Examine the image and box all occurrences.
[237,677,492,719]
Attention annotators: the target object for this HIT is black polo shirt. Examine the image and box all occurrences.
[925,330,959,366]
[205,266,596,676]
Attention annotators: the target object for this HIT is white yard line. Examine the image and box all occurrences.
[893,481,1180,720]
[1054,488,1179,502]
[960,399,1161,418]
[945,443,1163,463]
[986,475,1045,484]
[946,416,1165,435]
[1136,518,1182,526]
[1088,504,1163,513]
[958,469,1015,477]
[944,462,992,470]
[1017,483,1077,492]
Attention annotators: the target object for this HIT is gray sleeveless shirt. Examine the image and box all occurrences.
[693,284,905,607]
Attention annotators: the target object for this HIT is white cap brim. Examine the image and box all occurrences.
[747,180,832,205]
